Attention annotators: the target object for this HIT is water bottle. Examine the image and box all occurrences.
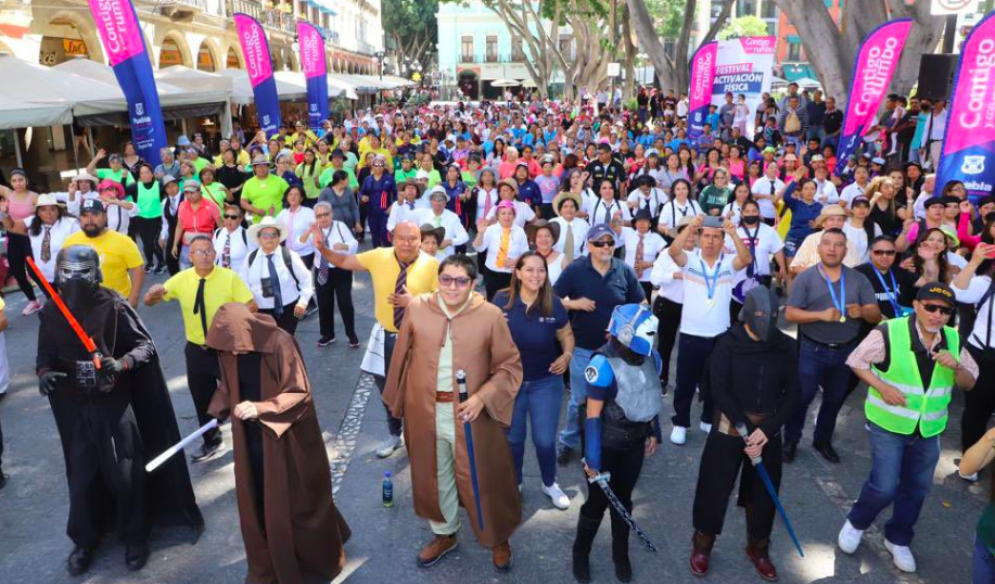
[382,471,394,507]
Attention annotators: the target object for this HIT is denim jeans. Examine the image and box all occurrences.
[785,338,855,445]
[559,346,595,450]
[847,422,940,546]
[673,333,718,428]
[507,374,564,487]
[974,535,995,584]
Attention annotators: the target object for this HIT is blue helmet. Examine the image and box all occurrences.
[607,304,658,356]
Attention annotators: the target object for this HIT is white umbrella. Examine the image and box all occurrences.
[491,78,520,87]
[794,76,822,89]
[521,79,537,88]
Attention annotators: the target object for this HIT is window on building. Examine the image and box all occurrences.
[766,22,776,36]
[486,35,498,62]
[511,36,525,61]
[786,40,803,62]
[738,0,757,17]
[461,36,474,63]
[760,0,777,19]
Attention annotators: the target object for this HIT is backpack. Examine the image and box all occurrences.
[784,110,802,134]
[214,227,248,246]
[247,247,301,291]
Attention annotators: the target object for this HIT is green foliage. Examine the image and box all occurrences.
[717,15,770,40]
[644,0,689,39]
[383,0,439,53]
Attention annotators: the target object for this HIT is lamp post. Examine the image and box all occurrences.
[375,50,386,80]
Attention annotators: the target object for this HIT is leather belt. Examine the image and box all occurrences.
[435,391,455,403]
[717,412,769,437]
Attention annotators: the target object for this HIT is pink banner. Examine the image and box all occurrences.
[840,19,912,137]
[941,15,995,154]
[87,0,146,66]
[687,42,718,143]
[234,13,273,88]
[737,36,776,56]
[297,22,326,79]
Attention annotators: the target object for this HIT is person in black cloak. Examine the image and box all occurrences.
[37,245,204,576]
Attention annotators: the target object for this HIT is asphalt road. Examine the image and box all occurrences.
[0,258,985,584]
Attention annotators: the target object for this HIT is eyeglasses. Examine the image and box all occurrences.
[373,164,386,168]
[258,232,280,240]
[921,304,954,316]
[589,240,615,248]
[191,249,214,258]
[872,249,896,256]
[315,212,331,218]
[439,275,473,288]
[224,214,240,220]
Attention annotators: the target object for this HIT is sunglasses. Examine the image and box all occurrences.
[258,232,280,240]
[315,212,331,218]
[921,304,954,316]
[224,214,240,220]
[872,249,896,256]
[589,240,615,248]
[439,275,473,288]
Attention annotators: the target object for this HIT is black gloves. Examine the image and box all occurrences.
[39,371,67,396]
[99,357,127,375]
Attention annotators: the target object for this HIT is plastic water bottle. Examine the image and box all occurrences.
[382,471,394,507]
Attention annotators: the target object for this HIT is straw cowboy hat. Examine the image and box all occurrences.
[525,219,561,243]
[552,190,584,216]
[247,215,289,245]
[35,194,64,208]
[419,223,446,243]
[401,179,425,197]
[813,205,847,229]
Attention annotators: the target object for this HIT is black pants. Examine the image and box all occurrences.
[184,342,221,446]
[693,429,782,540]
[164,229,181,275]
[653,296,682,387]
[260,302,300,336]
[7,233,36,302]
[639,282,654,303]
[962,344,995,452]
[373,332,403,437]
[133,217,164,269]
[317,269,356,340]
[673,333,718,427]
[484,270,511,301]
[580,443,645,523]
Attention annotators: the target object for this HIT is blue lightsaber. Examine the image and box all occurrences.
[456,370,485,530]
[736,423,804,557]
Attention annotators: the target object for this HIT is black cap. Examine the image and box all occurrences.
[916,282,956,305]
[632,208,653,224]
[331,149,345,158]
[80,199,105,214]
[978,195,995,208]
[923,196,946,209]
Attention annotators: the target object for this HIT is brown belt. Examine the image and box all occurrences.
[436,391,455,403]
[717,412,769,437]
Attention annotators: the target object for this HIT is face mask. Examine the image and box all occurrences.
[741,215,760,226]
[739,286,779,342]
[55,248,102,309]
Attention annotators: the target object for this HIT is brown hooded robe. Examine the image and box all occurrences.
[207,303,350,584]
[383,291,523,547]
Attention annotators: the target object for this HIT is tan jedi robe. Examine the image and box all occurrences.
[207,303,350,584]
[383,291,524,547]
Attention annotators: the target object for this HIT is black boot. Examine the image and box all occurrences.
[67,545,94,576]
[611,509,632,582]
[572,514,602,583]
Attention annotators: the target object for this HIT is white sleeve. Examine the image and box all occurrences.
[953,275,992,304]
[823,182,839,204]
[450,218,469,247]
[473,225,491,252]
[522,204,536,223]
[127,200,141,217]
[160,214,170,241]
[292,252,314,306]
[387,204,400,231]
[340,222,359,255]
[650,247,679,286]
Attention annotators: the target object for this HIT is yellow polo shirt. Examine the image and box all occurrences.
[356,248,439,333]
[162,266,254,345]
[63,231,144,298]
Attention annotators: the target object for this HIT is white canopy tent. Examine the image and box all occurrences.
[329,73,380,94]
[216,69,308,104]
[0,55,123,117]
[56,59,231,110]
[380,74,416,89]
[0,93,72,129]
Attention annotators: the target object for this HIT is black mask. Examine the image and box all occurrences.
[55,246,102,310]
[741,215,760,226]
[739,285,779,342]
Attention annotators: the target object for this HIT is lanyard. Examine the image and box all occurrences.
[871,267,904,318]
[819,264,847,322]
[698,253,724,301]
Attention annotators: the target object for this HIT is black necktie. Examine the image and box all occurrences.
[192,278,208,340]
[267,254,284,317]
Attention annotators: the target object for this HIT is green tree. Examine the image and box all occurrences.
[717,15,770,40]
[382,0,438,75]
[644,0,689,39]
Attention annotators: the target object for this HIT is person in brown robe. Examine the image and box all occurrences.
[383,255,524,572]
[206,302,350,584]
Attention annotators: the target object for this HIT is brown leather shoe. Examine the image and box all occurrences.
[416,534,457,568]
[689,531,715,577]
[746,537,778,581]
[493,540,513,572]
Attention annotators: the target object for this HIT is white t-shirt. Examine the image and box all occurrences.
[620,227,667,282]
[657,199,704,230]
[679,250,743,337]
[751,177,785,219]
[276,206,317,257]
[485,200,536,228]
[813,179,839,205]
[840,182,868,208]
[723,223,783,277]
[842,220,882,265]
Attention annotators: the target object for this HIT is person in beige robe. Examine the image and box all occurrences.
[207,303,350,584]
[383,255,523,572]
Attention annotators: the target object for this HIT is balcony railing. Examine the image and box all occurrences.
[227,0,260,19]
[262,7,296,34]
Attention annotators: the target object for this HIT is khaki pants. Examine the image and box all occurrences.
[430,401,461,535]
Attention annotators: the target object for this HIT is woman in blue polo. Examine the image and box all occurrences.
[492,251,575,510]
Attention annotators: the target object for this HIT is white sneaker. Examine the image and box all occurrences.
[837,520,864,554]
[542,482,571,510]
[670,426,687,445]
[884,540,917,573]
[22,300,42,316]
[959,471,980,483]
[375,434,403,458]
[700,422,713,434]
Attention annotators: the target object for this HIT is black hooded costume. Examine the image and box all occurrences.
[37,246,203,566]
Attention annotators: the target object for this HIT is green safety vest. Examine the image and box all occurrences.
[868,317,959,438]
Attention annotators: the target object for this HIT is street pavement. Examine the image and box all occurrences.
[0,254,984,584]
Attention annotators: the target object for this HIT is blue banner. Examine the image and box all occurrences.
[235,13,282,136]
[88,0,168,166]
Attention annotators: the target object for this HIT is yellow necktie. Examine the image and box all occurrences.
[496,227,511,268]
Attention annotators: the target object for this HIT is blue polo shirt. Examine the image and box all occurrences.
[554,256,645,350]
[492,291,569,381]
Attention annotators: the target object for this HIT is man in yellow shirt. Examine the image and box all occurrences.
[64,199,145,308]
[290,120,319,148]
[144,235,256,461]
[316,220,438,457]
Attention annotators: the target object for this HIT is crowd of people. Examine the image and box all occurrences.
[0,82,992,583]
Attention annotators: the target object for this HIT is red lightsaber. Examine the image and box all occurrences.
[26,257,101,370]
